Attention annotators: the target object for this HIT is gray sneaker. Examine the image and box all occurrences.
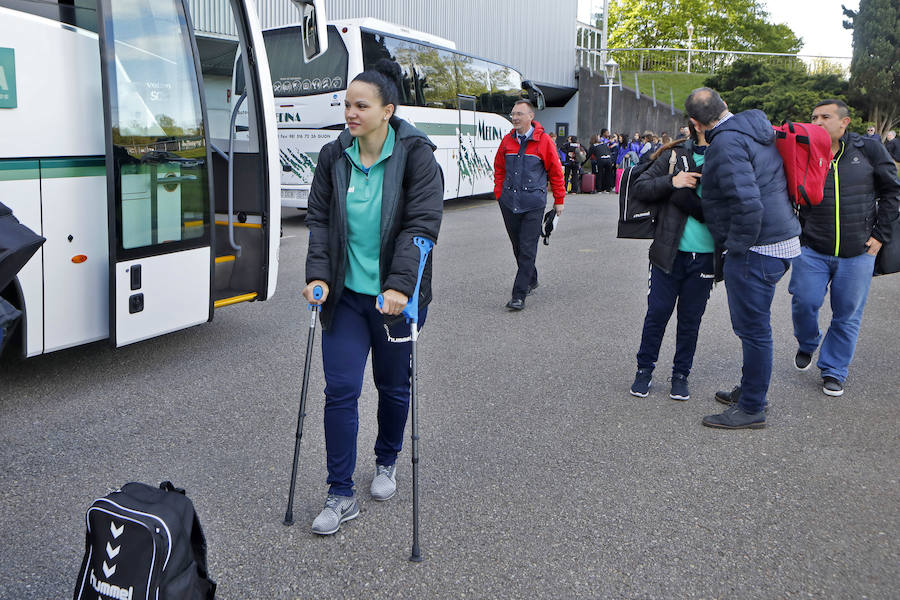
[370,463,397,501]
[311,494,359,535]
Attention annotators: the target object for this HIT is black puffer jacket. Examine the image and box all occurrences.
[305,117,444,330]
[799,131,900,258]
[632,140,720,277]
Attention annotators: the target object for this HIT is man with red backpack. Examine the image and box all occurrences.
[788,99,900,397]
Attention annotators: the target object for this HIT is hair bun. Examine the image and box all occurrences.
[373,59,402,84]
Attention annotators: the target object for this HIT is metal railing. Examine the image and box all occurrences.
[575,21,851,78]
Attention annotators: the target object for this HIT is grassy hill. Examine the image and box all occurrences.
[621,71,709,111]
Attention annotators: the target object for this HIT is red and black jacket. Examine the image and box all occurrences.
[493,120,565,213]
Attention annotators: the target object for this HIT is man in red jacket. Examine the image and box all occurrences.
[493,99,566,310]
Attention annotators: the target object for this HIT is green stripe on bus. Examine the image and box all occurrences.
[0,159,39,181]
[0,157,106,181]
[414,122,476,136]
[41,157,106,178]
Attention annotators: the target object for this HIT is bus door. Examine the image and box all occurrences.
[208,0,325,309]
[457,94,477,198]
[97,0,215,347]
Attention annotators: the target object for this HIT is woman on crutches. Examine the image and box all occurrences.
[301,63,443,536]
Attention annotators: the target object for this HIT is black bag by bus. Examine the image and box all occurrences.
[0,201,45,292]
[0,297,22,354]
[74,482,216,600]
[616,160,657,239]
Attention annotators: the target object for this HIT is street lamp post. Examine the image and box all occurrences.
[687,22,694,74]
[605,58,618,135]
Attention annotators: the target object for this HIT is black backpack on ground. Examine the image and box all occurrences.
[616,160,657,239]
[74,482,216,600]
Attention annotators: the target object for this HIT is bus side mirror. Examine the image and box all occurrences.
[522,80,546,111]
[291,0,328,63]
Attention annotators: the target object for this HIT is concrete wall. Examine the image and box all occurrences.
[576,68,686,140]
[537,93,579,139]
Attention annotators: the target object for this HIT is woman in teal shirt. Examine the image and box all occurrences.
[302,66,443,535]
[627,126,718,402]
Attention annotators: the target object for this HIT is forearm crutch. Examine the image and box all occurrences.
[283,284,323,526]
[378,236,434,562]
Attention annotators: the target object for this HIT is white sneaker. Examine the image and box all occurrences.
[370,464,397,501]
[311,494,359,535]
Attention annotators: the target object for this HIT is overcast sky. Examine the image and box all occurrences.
[577,0,858,57]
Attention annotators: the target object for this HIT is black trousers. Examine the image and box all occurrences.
[600,160,616,191]
[500,204,542,300]
[564,164,581,193]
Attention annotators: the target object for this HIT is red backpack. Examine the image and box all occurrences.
[773,121,834,207]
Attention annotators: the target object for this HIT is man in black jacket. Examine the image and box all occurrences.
[886,130,900,171]
[788,99,900,397]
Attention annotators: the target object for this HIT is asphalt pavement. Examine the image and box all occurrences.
[1,192,898,599]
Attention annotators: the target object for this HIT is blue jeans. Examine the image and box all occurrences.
[321,289,427,497]
[636,252,715,376]
[723,251,792,414]
[789,246,876,382]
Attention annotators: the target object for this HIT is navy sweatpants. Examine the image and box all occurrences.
[321,289,427,497]
[636,252,715,376]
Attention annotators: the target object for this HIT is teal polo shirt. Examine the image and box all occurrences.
[343,127,396,295]
[678,150,715,253]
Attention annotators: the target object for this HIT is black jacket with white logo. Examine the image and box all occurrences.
[799,131,900,258]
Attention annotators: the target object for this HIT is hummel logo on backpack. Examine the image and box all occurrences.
[74,481,216,600]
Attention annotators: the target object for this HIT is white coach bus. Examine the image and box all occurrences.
[245,18,546,209]
[0,0,326,357]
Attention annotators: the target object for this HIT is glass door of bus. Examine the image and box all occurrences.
[97,0,214,347]
[457,94,477,198]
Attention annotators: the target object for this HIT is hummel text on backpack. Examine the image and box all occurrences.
[74,481,216,600]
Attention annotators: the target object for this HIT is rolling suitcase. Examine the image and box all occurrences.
[580,173,595,194]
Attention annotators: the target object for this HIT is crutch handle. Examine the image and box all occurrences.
[307,284,323,311]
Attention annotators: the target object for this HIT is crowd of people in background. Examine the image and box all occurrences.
[547,127,691,194]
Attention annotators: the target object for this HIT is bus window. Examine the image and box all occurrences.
[490,64,523,116]
[455,56,492,112]
[265,25,347,97]
[108,0,210,255]
[361,32,416,107]
[415,47,457,109]
[0,0,97,32]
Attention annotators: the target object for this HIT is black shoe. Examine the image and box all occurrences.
[714,385,770,413]
[823,376,844,397]
[527,282,539,295]
[794,350,813,371]
[669,373,690,401]
[629,368,652,398]
[506,298,525,311]
[714,385,741,406]
[701,405,766,429]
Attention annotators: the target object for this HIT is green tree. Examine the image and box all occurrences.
[704,59,860,128]
[842,0,900,136]
[608,0,802,53]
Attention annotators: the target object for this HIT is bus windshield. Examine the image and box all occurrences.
[236,24,348,97]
